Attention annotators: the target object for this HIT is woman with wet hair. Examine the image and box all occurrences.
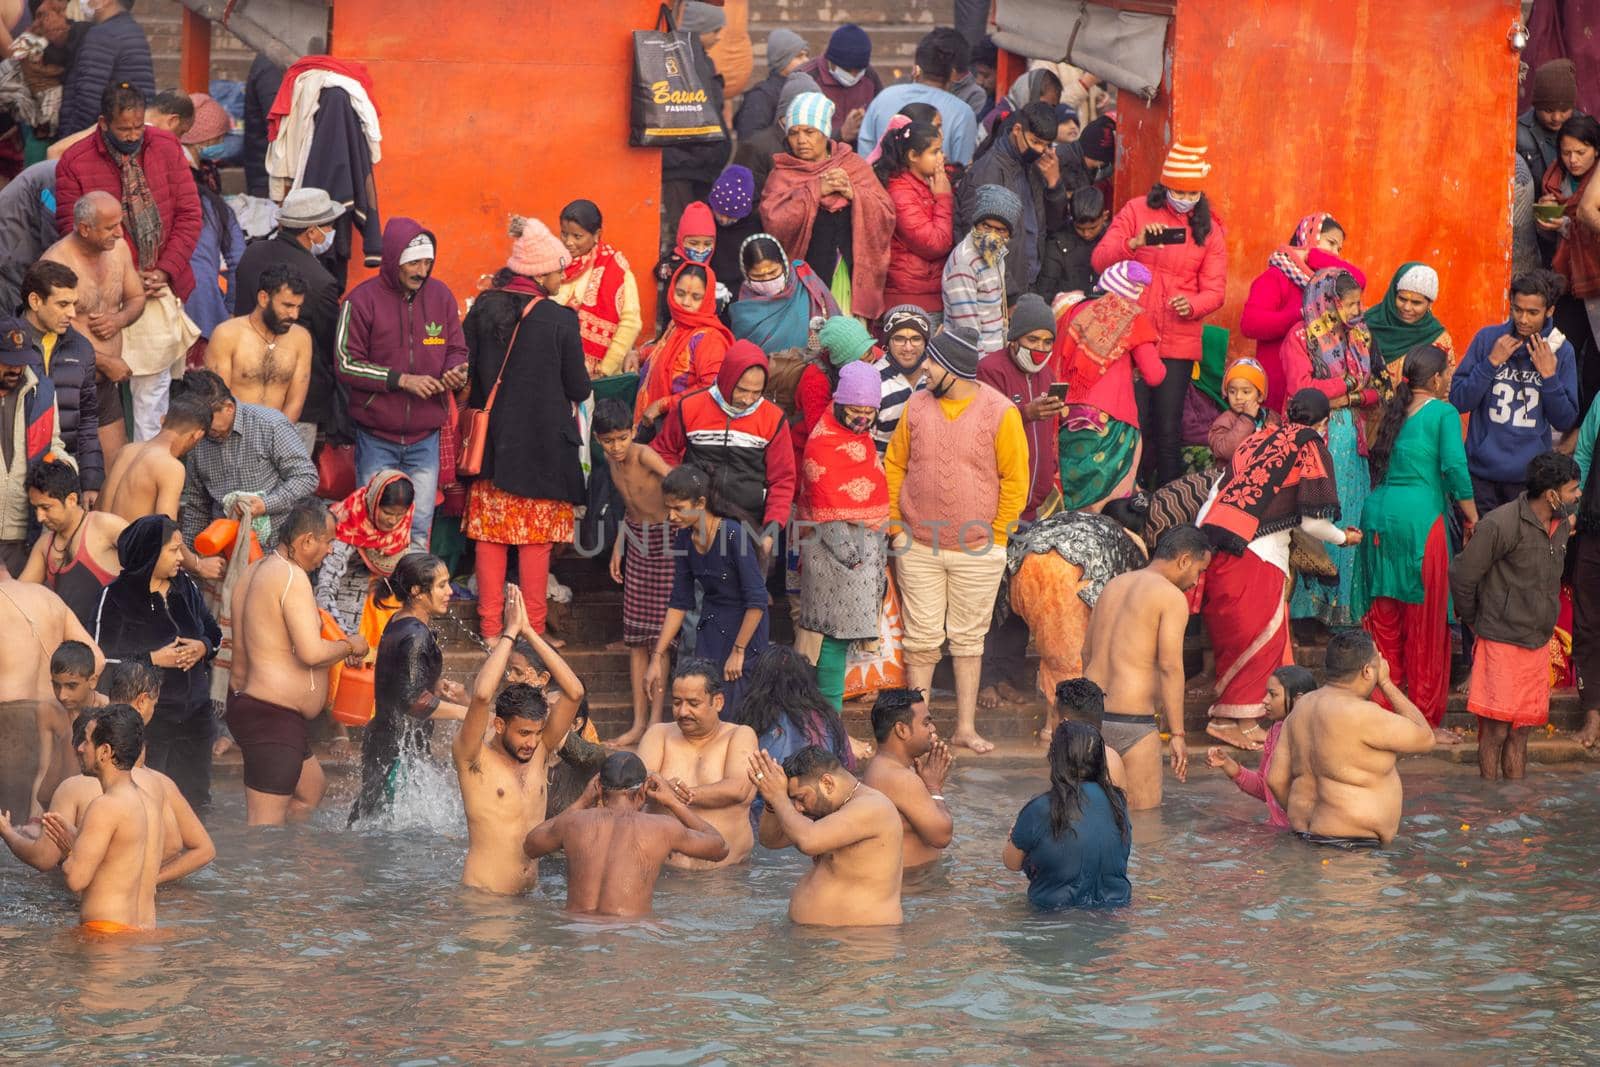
[1206,665,1316,829]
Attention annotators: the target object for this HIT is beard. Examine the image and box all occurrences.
[500,734,536,764]
[262,305,294,336]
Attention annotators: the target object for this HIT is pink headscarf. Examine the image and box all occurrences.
[865,114,912,165]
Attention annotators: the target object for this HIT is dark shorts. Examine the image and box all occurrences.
[226,691,312,796]
[1294,830,1381,851]
[1100,712,1158,755]
[96,371,123,428]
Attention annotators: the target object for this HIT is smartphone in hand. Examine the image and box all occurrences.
[1048,382,1069,402]
[1148,227,1188,246]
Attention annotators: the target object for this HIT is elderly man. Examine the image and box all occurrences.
[335,218,467,547]
[19,261,103,500]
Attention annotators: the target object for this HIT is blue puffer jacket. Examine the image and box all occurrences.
[22,321,102,491]
[57,11,156,137]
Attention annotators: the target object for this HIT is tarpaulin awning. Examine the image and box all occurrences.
[992,0,1170,100]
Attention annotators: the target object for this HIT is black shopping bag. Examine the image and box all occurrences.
[630,4,727,147]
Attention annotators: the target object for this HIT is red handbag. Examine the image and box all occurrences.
[458,294,541,478]
[314,441,357,501]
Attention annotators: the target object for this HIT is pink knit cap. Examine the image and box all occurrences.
[507,216,569,276]
[833,361,881,408]
[1100,259,1153,301]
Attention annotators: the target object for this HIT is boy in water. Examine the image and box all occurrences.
[42,641,103,806]
[593,398,671,745]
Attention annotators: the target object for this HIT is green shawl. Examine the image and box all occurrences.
[1364,261,1445,364]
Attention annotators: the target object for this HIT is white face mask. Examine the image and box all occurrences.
[829,64,864,88]
[746,276,786,297]
[312,226,335,256]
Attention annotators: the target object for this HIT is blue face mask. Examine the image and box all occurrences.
[684,246,713,264]
[1166,192,1200,215]
[198,143,228,162]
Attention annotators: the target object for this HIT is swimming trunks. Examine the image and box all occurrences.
[81,920,138,935]
[1294,830,1381,851]
[1099,711,1157,755]
[225,691,312,796]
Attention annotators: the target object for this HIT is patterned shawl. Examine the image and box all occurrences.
[1265,211,1326,289]
[798,409,889,525]
[562,242,630,371]
[1201,421,1340,555]
[1001,510,1147,614]
[112,140,164,271]
[1058,292,1160,397]
[1301,267,1372,380]
[332,469,415,577]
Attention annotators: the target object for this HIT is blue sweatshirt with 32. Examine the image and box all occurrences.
[1450,320,1579,483]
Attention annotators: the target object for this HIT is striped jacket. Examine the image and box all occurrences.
[941,234,1007,354]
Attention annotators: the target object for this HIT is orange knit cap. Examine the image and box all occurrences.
[1161,138,1211,188]
[1223,357,1267,399]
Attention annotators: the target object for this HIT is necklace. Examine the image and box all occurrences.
[250,317,278,354]
[841,779,861,807]
[50,511,87,568]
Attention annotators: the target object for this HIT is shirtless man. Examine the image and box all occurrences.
[98,392,221,581]
[862,688,954,871]
[1082,524,1210,810]
[637,658,758,870]
[1267,630,1435,849]
[1054,678,1127,789]
[41,191,145,469]
[0,572,102,821]
[522,752,728,918]
[227,499,368,825]
[38,706,162,932]
[750,745,905,927]
[454,586,584,895]
[20,458,125,631]
[204,264,313,437]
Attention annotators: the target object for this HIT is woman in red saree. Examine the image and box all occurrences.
[633,261,734,424]
[555,199,642,377]
[1198,388,1355,749]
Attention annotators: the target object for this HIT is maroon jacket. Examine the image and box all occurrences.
[55,126,202,299]
[977,347,1059,521]
[796,56,884,141]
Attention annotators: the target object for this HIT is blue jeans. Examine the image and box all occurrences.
[355,428,438,548]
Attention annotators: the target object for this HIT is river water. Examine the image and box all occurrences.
[2,759,1596,1063]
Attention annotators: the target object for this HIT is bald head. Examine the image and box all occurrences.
[73,191,123,253]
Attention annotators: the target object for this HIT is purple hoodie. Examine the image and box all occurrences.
[335,217,468,444]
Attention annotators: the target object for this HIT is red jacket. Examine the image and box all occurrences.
[883,172,953,311]
[1091,195,1227,362]
[55,127,202,299]
[1240,250,1365,411]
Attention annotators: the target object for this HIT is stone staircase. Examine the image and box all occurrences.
[133,0,257,89]
[746,0,949,84]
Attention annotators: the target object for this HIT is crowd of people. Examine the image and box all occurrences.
[0,4,1594,931]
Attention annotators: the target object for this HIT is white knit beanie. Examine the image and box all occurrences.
[1393,264,1439,302]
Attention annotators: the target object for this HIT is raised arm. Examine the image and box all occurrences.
[877,761,953,849]
[514,601,584,753]
[646,774,728,863]
[747,750,873,856]
[452,587,525,770]
[521,808,571,861]
[155,776,215,884]
[685,725,757,809]
[1367,661,1436,755]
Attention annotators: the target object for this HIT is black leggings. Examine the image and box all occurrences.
[1136,356,1193,488]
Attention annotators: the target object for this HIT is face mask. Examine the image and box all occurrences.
[1554,494,1580,519]
[684,246,713,264]
[972,230,1007,267]
[1011,344,1050,375]
[1166,192,1200,214]
[747,276,786,297]
[312,228,336,256]
[930,373,957,399]
[103,128,143,156]
[198,142,228,162]
[829,64,864,87]
[710,383,761,419]
[1018,144,1044,166]
[836,404,875,433]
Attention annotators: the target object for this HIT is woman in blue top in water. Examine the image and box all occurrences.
[1004,720,1132,909]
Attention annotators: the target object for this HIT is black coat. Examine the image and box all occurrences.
[243,55,285,198]
[464,290,591,504]
[733,70,785,139]
[234,232,347,438]
[23,322,102,490]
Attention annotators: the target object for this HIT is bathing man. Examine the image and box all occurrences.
[1082,524,1210,809]
[1267,630,1435,849]
[522,751,728,918]
[862,688,954,871]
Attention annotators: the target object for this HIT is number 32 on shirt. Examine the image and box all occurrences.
[1488,381,1540,428]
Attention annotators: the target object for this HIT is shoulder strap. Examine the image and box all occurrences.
[481,294,543,416]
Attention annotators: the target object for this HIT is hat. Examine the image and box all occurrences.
[1394,263,1439,302]
[1532,58,1577,112]
[834,361,882,408]
[778,71,821,116]
[708,165,755,221]
[786,91,836,136]
[972,183,1023,235]
[277,187,346,228]
[0,315,29,365]
[825,23,871,71]
[880,304,932,342]
[398,234,435,266]
[507,215,569,276]
[1161,137,1211,187]
[599,751,648,791]
[1099,259,1153,301]
[1080,116,1116,164]
[678,1,725,34]
[928,324,983,380]
[819,315,875,367]
[1007,293,1056,342]
[182,92,230,145]
[1222,358,1268,399]
[767,28,807,75]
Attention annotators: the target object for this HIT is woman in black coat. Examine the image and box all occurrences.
[462,217,592,642]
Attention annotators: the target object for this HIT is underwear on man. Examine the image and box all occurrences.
[1099,711,1158,755]
[1294,830,1381,851]
[81,919,138,935]
[225,691,312,796]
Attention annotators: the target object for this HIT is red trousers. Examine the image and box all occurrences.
[476,542,552,638]
[1363,518,1450,726]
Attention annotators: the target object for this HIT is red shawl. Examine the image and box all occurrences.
[799,410,890,526]
[1201,422,1340,554]
[759,142,897,319]
[1545,160,1600,300]
[1057,293,1160,397]
[563,242,631,372]
[635,262,734,421]
[331,469,414,576]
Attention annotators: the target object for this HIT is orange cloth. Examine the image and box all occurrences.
[465,482,574,545]
[1467,638,1551,727]
[1008,552,1092,699]
[81,920,138,935]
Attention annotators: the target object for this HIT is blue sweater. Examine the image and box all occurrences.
[58,12,156,137]
[1449,320,1579,483]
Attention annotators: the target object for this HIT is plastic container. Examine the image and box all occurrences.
[193,518,264,563]
[331,665,376,726]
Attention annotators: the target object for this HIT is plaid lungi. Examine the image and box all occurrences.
[622,519,674,646]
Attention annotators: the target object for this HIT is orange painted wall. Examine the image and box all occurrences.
[1110,0,1520,354]
[329,0,662,325]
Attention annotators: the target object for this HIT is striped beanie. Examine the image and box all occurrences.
[1161,138,1211,187]
[786,92,836,137]
[1099,259,1152,301]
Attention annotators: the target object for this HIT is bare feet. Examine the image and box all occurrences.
[1432,727,1465,746]
[212,734,234,758]
[996,680,1035,705]
[848,735,875,761]
[950,730,995,755]
[609,724,647,748]
[977,685,1003,711]
[1205,718,1262,751]
[1576,710,1600,749]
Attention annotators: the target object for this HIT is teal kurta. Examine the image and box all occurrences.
[1351,399,1472,620]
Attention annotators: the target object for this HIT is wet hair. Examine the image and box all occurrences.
[258,263,308,299]
[672,656,724,697]
[1152,523,1210,561]
[22,259,77,305]
[661,464,712,507]
[494,682,546,722]
[162,391,214,432]
[150,88,193,121]
[90,704,144,771]
[592,397,635,437]
[50,639,96,678]
[173,367,234,411]
[1016,101,1059,142]
[378,477,415,510]
[740,235,787,279]
[1369,344,1450,483]
[102,658,161,704]
[600,750,647,791]
[873,119,941,185]
[99,81,145,122]
[1324,629,1377,680]
[782,744,842,781]
[1145,183,1214,245]
[1054,677,1105,727]
[914,27,968,84]
[1046,720,1128,841]
[897,101,940,126]
[1510,268,1567,308]
[1527,449,1581,497]
[735,647,851,758]
[385,552,447,605]
[559,198,603,234]
[26,456,80,504]
[278,497,331,545]
[1271,665,1317,716]
[1070,186,1106,225]
[870,686,923,743]
[1558,114,1600,168]
[511,637,548,676]
[1286,387,1331,427]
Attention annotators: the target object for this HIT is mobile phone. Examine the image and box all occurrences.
[1148,227,1187,246]
[1048,382,1069,401]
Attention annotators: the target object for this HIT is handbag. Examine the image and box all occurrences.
[458,294,541,478]
[630,4,727,148]
[1289,527,1339,579]
[314,441,356,501]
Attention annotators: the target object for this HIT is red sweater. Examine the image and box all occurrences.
[883,172,954,312]
[1091,196,1227,362]
[1239,251,1365,412]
